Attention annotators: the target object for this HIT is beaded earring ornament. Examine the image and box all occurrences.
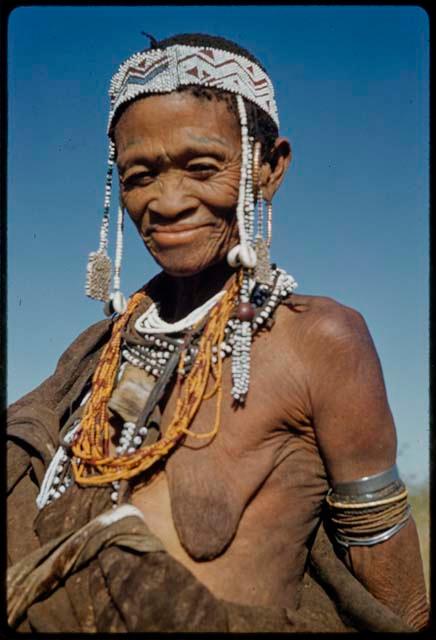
[86,139,127,316]
[85,140,115,302]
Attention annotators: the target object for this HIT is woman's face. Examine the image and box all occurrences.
[114,91,242,277]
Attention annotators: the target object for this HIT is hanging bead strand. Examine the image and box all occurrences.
[244,136,255,243]
[85,140,115,302]
[114,198,124,292]
[266,200,273,248]
[256,196,264,239]
[236,95,249,249]
[232,270,254,402]
[252,141,263,240]
[105,197,127,315]
[101,140,115,254]
[227,96,256,270]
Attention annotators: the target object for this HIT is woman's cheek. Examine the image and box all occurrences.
[198,169,240,206]
[122,191,149,226]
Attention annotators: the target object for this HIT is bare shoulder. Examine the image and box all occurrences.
[277,293,396,481]
[279,292,372,349]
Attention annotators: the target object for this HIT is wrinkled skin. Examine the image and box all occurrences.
[114,93,428,629]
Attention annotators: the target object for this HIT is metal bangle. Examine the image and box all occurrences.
[333,508,411,548]
[332,464,400,497]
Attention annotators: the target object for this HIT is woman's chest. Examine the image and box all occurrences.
[154,353,319,560]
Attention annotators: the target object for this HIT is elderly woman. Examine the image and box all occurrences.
[7,33,428,632]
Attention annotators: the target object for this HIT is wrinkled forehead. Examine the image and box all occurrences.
[108,44,279,136]
[113,88,239,141]
[113,91,242,159]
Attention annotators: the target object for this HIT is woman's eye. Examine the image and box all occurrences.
[187,163,219,176]
[122,171,154,188]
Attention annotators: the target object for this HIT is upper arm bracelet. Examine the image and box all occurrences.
[325,464,411,548]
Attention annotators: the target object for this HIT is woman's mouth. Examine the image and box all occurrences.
[149,223,212,247]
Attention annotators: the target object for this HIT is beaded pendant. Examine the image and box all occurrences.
[85,250,112,302]
[254,237,273,286]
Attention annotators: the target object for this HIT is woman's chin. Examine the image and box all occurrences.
[151,251,228,279]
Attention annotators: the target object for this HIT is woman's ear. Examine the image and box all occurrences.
[259,137,292,202]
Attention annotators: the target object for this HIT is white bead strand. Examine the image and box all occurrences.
[36,418,83,510]
[266,200,273,248]
[100,140,116,254]
[105,197,127,316]
[114,197,124,293]
[244,136,255,242]
[231,270,253,402]
[227,96,257,270]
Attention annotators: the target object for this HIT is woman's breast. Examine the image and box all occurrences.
[130,435,328,608]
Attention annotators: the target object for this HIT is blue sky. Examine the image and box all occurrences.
[7,6,429,484]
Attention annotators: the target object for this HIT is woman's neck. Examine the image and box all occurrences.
[156,261,237,323]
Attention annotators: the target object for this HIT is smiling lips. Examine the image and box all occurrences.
[150,223,212,247]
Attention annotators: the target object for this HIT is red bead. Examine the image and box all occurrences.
[236,302,255,322]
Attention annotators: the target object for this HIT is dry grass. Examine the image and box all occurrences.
[408,484,430,597]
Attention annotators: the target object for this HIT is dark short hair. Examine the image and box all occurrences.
[114,32,279,162]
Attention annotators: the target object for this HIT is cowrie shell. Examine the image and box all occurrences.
[227,244,242,267]
[238,244,257,269]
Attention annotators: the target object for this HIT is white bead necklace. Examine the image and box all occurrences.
[135,290,225,335]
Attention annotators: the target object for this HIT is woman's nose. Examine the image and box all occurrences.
[148,173,198,220]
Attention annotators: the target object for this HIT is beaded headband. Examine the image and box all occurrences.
[86,42,280,318]
[107,44,279,134]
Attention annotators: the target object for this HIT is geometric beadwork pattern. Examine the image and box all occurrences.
[108,45,279,133]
